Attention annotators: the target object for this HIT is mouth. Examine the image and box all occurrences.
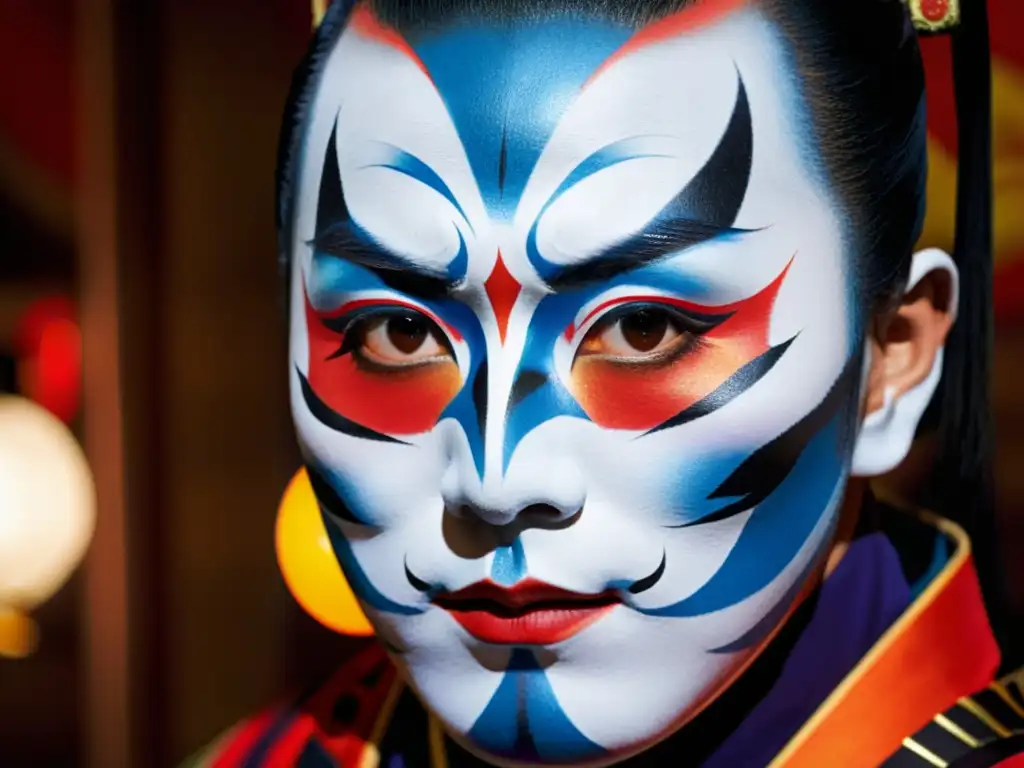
[433,579,620,645]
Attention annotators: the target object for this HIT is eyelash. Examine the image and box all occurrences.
[579,303,711,367]
[573,297,729,342]
[322,306,455,369]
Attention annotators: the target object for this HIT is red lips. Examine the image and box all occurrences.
[433,578,620,645]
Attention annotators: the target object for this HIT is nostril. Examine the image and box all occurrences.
[522,504,582,530]
[519,503,569,523]
[447,501,580,531]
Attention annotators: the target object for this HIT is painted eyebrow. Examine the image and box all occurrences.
[536,71,755,292]
[310,226,457,300]
[361,142,473,234]
[313,117,460,299]
[546,219,750,291]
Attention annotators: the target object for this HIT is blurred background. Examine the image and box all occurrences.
[0,0,1022,766]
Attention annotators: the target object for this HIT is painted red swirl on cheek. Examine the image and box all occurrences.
[572,260,791,431]
[304,293,461,435]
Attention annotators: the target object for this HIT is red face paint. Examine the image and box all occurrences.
[571,258,791,431]
[484,252,522,345]
[587,0,750,86]
[349,4,434,82]
[304,291,461,435]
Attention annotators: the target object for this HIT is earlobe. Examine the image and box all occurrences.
[850,248,959,477]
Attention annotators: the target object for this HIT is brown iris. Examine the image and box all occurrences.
[619,309,672,352]
[578,308,687,360]
[351,312,450,368]
[385,314,432,354]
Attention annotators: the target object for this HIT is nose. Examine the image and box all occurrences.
[440,452,586,530]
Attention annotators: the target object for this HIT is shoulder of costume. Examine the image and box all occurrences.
[770,507,1002,768]
[185,641,402,768]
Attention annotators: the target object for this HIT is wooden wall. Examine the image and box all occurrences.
[75,1,345,765]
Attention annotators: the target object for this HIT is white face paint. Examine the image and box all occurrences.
[289,3,861,764]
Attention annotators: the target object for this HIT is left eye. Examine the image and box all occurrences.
[578,307,690,361]
[352,312,450,366]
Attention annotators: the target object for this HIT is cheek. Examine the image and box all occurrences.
[571,336,764,431]
[305,308,462,435]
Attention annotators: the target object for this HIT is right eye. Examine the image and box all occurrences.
[349,312,452,368]
[577,307,693,363]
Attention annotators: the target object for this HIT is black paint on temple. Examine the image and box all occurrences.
[644,337,795,437]
[297,367,409,445]
[508,369,547,409]
[673,352,861,529]
[316,119,350,236]
[305,462,367,526]
[311,117,453,300]
[473,362,489,442]
[628,551,667,595]
[667,73,753,229]
[546,74,755,293]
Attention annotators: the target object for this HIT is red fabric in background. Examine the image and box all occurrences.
[0,0,74,187]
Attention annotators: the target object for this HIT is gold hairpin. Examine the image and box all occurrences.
[312,0,328,29]
[904,0,961,33]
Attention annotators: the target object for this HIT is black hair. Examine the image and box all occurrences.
[276,0,999,646]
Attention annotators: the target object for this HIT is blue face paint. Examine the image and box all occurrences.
[640,411,847,619]
[410,20,633,218]
[468,649,605,763]
[361,141,474,234]
[491,538,529,586]
[322,511,425,616]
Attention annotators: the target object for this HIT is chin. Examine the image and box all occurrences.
[385,603,771,767]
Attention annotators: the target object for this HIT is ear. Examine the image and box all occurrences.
[850,248,959,477]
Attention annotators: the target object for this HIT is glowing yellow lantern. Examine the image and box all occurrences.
[0,395,95,658]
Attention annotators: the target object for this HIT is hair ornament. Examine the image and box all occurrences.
[905,0,961,33]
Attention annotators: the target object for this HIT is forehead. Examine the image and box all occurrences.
[295,2,839,285]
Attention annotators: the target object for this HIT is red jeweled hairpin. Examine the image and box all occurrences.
[905,0,961,32]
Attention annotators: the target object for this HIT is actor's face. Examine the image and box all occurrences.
[290,3,861,764]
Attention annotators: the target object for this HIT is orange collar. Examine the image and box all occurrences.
[770,511,1001,767]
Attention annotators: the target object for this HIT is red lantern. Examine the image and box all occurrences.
[13,296,81,425]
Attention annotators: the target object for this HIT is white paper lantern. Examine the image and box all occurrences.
[0,395,95,657]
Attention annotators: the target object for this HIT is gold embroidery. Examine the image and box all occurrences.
[933,713,981,747]
[359,678,406,768]
[959,697,1013,739]
[428,714,449,768]
[990,682,1024,721]
[312,0,328,29]
[901,737,949,767]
